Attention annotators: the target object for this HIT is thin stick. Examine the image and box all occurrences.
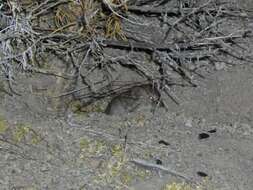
[163,0,213,40]
[131,158,195,184]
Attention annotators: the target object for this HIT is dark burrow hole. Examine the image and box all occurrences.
[198,133,210,140]
[197,171,208,177]
[158,140,170,146]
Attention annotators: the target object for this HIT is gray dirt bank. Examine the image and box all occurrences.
[0,64,253,190]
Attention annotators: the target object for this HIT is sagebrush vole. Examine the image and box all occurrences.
[105,85,160,116]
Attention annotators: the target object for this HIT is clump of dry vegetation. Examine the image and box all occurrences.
[0,0,252,107]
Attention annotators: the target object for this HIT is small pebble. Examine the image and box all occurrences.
[158,140,170,146]
[198,133,210,139]
[197,171,208,177]
[208,129,217,133]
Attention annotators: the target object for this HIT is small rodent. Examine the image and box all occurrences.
[105,85,160,116]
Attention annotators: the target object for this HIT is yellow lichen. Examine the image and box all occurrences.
[133,113,146,127]
[120,171,133,185]
[109,159,124,176]
[13,124,30,143]
[93,143,128,187]
[0,116,8,134]
[31,133,41,145]
[79,138,90,150]
[13,124,41,144]
[79,138,107,160]
[135,168,151,180]
[111,144,124,157]
[162,182,204,190]
[162,183,191,190]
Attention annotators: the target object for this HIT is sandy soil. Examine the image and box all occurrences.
[0,64,253,190]
[0,0,253,189]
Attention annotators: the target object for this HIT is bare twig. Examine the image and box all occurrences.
[131,158,195,184]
